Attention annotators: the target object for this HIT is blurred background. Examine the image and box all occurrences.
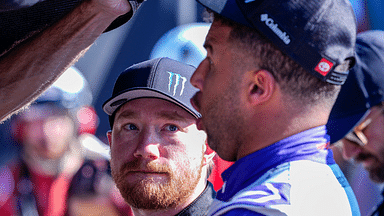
[0,0,383,215]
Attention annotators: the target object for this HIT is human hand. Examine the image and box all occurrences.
[92,0,132,17]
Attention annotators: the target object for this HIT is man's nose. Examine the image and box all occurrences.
[190,58,209,91]
[133,130,161,160]
[341,139,362,160]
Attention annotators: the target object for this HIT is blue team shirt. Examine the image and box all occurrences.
[208,126,360,216]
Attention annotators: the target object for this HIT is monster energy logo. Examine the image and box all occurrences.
[167,72,187,96]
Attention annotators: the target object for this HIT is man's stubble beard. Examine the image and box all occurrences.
[355,148,384,183]
[367,165,384,183]
[203,73,245,161]
[112,157,204,210]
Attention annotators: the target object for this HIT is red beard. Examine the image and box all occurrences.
[111,158,203,210]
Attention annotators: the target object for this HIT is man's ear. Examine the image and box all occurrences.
[107,130,112,147]
[248,69,276,105]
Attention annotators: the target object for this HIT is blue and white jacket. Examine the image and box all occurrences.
[208,126,360,216]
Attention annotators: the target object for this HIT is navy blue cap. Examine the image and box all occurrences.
[196,0,357,85]
[103,57,201,126]
[327,30,384,144]
[0,0,143,55]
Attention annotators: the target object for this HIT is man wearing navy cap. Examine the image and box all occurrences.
[0,0,144,122]
[103,57,216,216]
[327,30,384,216]
[190,0,359,215]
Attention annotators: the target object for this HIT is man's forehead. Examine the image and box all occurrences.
[115,99,196,121]
[206,21,232,42]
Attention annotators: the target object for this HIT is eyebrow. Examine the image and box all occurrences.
[116,109,191,123]
[116,110,137,121]
[157,111,190,122]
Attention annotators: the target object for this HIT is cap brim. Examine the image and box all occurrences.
[103,88,200,118]
[326,110,368,144]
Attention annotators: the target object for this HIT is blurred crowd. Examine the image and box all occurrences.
[0,67,133,215]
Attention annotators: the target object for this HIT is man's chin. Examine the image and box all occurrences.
[120,181,179,210]
[115,168,201,210]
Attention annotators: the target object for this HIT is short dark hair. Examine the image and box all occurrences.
[205,10,340,106]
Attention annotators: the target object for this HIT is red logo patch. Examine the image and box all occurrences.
[314,58,334,76]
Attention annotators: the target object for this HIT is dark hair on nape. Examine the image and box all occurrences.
[202,9,340,107]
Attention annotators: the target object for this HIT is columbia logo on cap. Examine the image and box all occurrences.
[314,58,334,76]
[260,14,291,45]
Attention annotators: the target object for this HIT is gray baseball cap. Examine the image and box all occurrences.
[103,57,201,128]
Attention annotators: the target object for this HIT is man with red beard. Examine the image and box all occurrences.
[326,30,384,216]
[103,57,216,216]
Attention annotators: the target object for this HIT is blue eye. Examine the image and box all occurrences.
[125,124,138,131]
[166,125,178,132]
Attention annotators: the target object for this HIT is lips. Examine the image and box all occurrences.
[356,153,376,166]
[191,92,205,131]
[128,170,167,174]
[191,92,201,112]
[123,170,168,183]
[123,170,169,181]
[355,152,375,162]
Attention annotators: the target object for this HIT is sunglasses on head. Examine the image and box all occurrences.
[344,102,384,146]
